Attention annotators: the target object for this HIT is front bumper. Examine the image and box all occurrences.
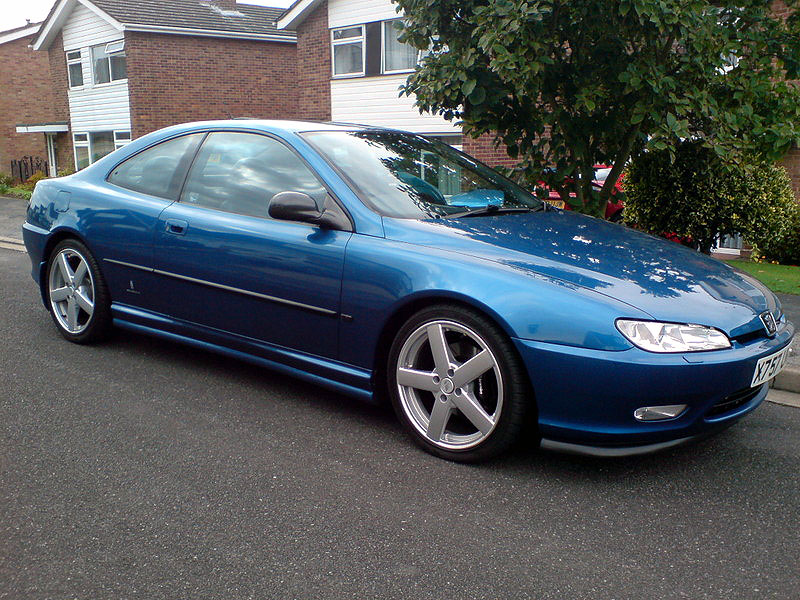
[513,319,794,453]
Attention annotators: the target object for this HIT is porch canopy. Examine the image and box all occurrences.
[15,122,69,134]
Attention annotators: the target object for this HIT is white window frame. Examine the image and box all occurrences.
[381,19,418,75]
[331,25,365,78]
[73,133,90,171]
[73,130,131,170]
[91,40,127,87]
[66,50,84,89]
[114,130,131,150]
[715,233,744,256]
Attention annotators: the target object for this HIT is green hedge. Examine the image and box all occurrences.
[624,141,799,257]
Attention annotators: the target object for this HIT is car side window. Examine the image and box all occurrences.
[107,133,204,199]
[180,132,328,219]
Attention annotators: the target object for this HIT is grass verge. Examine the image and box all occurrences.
[725,259,800,296]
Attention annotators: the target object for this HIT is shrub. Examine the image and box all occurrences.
[624,141,799,255]
[19,170,48,192]
[57,167,75,178]
[0,173,12,187]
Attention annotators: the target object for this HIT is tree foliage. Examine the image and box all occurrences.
[395,0,800,218]
[624,141,799,255]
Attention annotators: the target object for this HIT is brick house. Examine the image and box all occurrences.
[276,0,516,167]
[19,0,299,173]
[0,22,62,178]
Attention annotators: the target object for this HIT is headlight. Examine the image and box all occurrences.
[616,319,731,353]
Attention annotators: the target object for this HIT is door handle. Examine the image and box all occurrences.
[165,219,188,235]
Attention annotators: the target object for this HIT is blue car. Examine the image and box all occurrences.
[23,121,794,462]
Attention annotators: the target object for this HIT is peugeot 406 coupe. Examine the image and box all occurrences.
[23,121,794,461]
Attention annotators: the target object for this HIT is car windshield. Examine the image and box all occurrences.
[302,130,543,219]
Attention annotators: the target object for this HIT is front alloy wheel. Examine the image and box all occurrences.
[388,305,530,462]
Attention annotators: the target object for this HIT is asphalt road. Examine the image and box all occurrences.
[2,242,800,599]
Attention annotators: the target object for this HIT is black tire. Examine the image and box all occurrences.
[45,238,112,344]
[387,304,531,462]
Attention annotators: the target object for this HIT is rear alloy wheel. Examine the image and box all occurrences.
[46,239,112,343]
[388,305,530,462]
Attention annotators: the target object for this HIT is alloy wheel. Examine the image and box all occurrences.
[48,248,96,334]
[395,319,503,450]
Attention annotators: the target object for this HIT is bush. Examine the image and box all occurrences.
[625,141,799,255]
[19,170,48,192]
[0,173,12,187]
[752,220,800,265]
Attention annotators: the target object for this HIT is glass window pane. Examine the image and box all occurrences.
[108,133,204,199]
[181,132,327,219]
[106,40,124,53]
[303,130,539,219]
[110,52,126,80]
[66,50,81,61]
[333,27,362,40]
[92,45,110,84]
[75,146,90,171]
[90,132,115,163]
[68,62,83,87]
[333,42,363,75]
[384,20,417,72]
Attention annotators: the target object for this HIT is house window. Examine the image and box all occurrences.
[73,133,90,170]
[73,130,132,170]
[114,131,131,150]
[92,40,126,85]
[382,19,418,73]
[66,50,83,88]
[332,26,364,77]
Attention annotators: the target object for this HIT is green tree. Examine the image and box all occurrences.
[624,140,799,254]
[395,0,800,218]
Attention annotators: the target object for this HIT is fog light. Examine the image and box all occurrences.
[633,405,688,421]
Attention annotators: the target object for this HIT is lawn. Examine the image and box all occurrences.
[725,259,800,296]
[0,186,32,201]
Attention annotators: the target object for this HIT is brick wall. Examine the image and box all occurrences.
[295,0,331,121]
[124,32,300,137]
[0,33,56,179]
[781,146,800,200]
[462,133,518,169]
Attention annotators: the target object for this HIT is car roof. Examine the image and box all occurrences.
[172,119,386,134]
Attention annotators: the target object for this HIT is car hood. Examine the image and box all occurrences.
[383,210,780,337]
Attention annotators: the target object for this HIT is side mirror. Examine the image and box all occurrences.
[268,191,351,231]
[268,191,321,223]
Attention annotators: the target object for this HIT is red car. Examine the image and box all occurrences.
[540,165,625,221]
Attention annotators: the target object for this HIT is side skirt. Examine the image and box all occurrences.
[111,303,375,402]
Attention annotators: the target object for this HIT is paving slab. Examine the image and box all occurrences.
[767,387,800,408]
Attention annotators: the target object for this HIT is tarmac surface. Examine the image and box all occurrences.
[1,246,800,599]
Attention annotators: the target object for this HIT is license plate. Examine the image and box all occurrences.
[751,346,790,387]
[546,200,565,209]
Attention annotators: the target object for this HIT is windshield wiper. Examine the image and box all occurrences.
[447,205,541,219]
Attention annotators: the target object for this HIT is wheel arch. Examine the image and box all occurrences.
[37,228,95,305]
[371,291,535,408]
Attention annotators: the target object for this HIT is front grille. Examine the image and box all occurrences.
[706,384,765,418]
